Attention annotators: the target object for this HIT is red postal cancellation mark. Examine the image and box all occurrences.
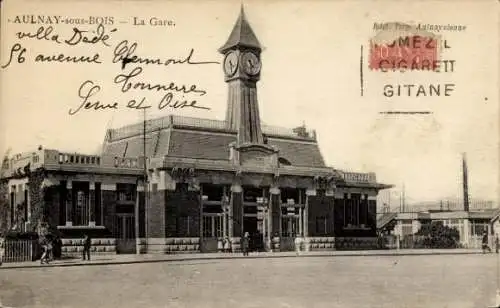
[369,23,441,72]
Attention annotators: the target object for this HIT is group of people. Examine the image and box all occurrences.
[39,235,62,264]
[218,237,232,253]
[40,233,92,264]
[218,232,251,256]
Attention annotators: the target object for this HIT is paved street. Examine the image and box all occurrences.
[0,253,498,308]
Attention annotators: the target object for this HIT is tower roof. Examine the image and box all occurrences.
[219,6,261,53]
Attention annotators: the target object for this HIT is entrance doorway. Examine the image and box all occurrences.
[114,213,136,254]
[201,214,223,252]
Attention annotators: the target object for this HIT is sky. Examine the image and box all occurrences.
[0,0,498,205]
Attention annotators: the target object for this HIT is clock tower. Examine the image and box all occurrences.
[219,7,265,146]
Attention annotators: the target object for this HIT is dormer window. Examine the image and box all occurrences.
[278,157,292,166]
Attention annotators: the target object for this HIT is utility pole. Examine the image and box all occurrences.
[143,109,148,251]
[400,183,406,213]
[462,152,470,212]
[135,109,147,255]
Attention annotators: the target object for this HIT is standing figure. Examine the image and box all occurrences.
[242,232,250,256]
[482,231,491,253]
[294,234,302,256]
[223,237,231,253]
[40,237,52,264]
[217,238,223,253]
[82,234,91,261]
[495,234,499,254]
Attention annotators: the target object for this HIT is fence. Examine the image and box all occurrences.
[1,239,38,263]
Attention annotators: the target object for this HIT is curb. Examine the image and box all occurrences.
[0,250,485,270]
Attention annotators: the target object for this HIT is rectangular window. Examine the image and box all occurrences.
[202,184,224,201]
[359,194,368,226]
[24,188,28,222]
[281,216,299,237]
[243,186,262,202]
[74,190,89,226]
[117,183,136,202]
[95,183,102,226]
[202,215,222,238]
[72,181,90,226]
[10,190,15,225]
[59,181,67,225]
[351,193,361,226]
[280,188,300,204]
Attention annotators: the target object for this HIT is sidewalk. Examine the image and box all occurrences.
[0,248,485,270]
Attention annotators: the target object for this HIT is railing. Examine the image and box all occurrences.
[107,115,318,141]
[1,239,37,263]
[113,157,141,168]
[341,171,376,183]
[58,152,101,166]
[109,115,230,141]
[262,124,316,140]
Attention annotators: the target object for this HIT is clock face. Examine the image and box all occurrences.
[223,52,238,76]
[241,52,261,75]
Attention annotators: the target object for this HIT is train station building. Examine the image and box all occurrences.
[0,8,391,254]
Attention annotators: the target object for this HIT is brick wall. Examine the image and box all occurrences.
[165,186,200,237]
[271,194,281,237]
[334,198,344,235]
[149,189,165,238]
[367,199,377,233]
[232,191,243,237]
[44,186,60,229]
[102,190,116,233]
[307,195,335,237]
[138,191,145,237]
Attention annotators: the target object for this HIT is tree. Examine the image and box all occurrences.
[415,221,460,248]
[0,181,8,234]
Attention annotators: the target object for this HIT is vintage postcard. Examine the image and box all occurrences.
[0,0,498,307]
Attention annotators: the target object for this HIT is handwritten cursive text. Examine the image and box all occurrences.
[114,66,207,96]
[112,40,219,69]
[69,80,118,115]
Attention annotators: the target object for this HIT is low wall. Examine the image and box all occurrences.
[146,238,200,254]
[335,237,379,250]
[307,237,335,251]
[61,238,116,256]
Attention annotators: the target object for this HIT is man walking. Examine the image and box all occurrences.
[242,232,249,256]
[82,234,91,261]
[482,231,492,253]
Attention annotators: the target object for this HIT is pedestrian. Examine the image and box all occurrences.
[294,233,302,256]
[82,234,91,261]
[218,238,223,253]
[495,234,499,254]
[242,232,249,256]
[40,237,52,264]
[482,231,491,253]
[223,237,231,253]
